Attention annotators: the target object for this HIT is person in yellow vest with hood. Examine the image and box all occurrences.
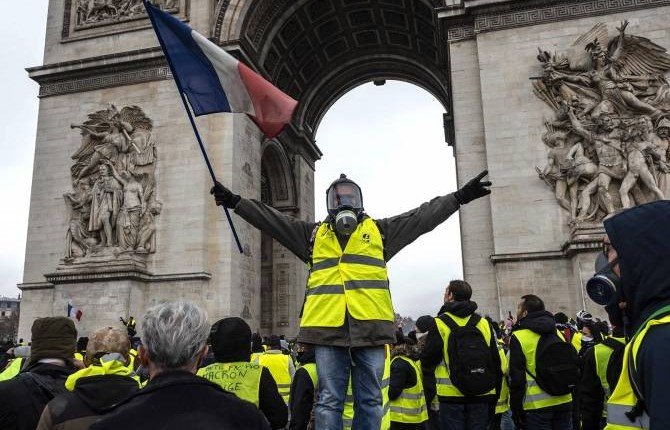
[212,171,492,430]
[36,326,141,430]
[509,294,575,430]
[198,317,288,429]
[583,200,670,429]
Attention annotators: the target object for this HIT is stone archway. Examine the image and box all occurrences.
[216,0,451,139]
[216,0,454,330]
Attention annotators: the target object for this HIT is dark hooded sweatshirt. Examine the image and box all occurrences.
[36,374,140,430]
[420,300,501,404]
[508,311,573,418]
[604,200,670,428]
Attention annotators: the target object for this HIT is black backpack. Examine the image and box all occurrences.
[601,338,625,393]
[529,332,580,396]
[440,313,497,396]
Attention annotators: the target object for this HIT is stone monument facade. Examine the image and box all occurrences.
[19,0,670,339]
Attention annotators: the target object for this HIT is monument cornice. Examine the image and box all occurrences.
[27,43,247,98]
[443,0,670,42]
[42,270,212,285]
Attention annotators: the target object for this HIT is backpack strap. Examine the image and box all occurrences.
[439,313,480,331]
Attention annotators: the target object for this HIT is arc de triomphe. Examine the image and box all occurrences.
[18,0,670,339]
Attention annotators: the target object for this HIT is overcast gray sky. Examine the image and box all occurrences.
[0,2,462,319]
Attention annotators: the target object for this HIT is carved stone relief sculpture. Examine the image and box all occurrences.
[64,104,162,262]
[533,20,670,224]
[74,0,177,29]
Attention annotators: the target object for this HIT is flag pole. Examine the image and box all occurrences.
[144,0,243,254]
[180,92,244,254]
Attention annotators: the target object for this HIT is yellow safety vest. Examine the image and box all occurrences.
[496,347,510,414]
[434,313,496,398]
[251,352,263,364]
[595,336,626,418]
[74,352,84,362]
[128,348,138,370]
[301,219,394,328]
[605,311,670,429]
[299,362,318,388]
[512,329,572,410]
[0,358,23,381]
[343,345,391,430]
[65,356,140,391]
[258,352,292,404]
[197,361,262,406]
[389,356,428,424]
[572,331,583,353]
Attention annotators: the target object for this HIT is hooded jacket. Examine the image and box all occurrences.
[508,311,572,417]
[35,374,140,430]
[604,200,670,428]
[604,200,670,331]
[233,194,460,347]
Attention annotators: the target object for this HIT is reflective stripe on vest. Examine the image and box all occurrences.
[382,344,390,430]
[389,356,428,424]
[512,329,572,411]
[258,353,292,404]
[301,219,394,328]
[434,313,495,398]
[343,345,391,430]
[605,314,670,429]
[496,346,510,414]
[197,361,262,407]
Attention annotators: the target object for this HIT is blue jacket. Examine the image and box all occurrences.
[604,200,670,428]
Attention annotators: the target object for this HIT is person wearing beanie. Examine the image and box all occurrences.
[36,326,141,430]
[289,343,317,430]
[0,317,78,430]
[197,317,288,429]
[256,334,295,405]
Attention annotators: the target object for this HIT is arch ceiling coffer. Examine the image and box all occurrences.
[223,0,450,136]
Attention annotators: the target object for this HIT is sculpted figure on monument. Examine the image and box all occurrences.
[64,105,161,262]
[74,0,178,28]
[533,20,670,223]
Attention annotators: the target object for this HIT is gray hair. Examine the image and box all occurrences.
[141,301,210,369]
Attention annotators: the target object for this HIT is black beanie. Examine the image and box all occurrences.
[267,334,281,350]
[210,317,252,362]
[415,315,434,333]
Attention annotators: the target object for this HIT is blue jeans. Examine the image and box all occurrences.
[314,345,385,430]
[523,410,572,430]
[439,402,491,430]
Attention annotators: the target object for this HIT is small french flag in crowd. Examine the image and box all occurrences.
[144,1,298,138]
[67,303,83,322]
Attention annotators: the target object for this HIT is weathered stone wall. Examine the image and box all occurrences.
[449,5,670,318]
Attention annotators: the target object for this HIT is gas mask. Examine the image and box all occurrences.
[326,174,364,236]
[586,252,621,306]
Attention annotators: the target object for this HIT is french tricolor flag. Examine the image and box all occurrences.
[144,1,298,138]
[67,303,82,322]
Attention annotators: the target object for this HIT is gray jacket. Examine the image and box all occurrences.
[234,193,460,347]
